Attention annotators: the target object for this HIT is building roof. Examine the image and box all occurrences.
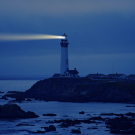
[127,74,135,77]
[86,73,104,77]
[108,74,125,77]
[64,69,79,74]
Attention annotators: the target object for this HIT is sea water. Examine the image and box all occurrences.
[0,80,135,135]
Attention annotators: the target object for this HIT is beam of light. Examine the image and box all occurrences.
[0,34,65,41]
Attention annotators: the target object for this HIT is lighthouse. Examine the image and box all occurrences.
[60,33,69,76]
[52,33,79,78]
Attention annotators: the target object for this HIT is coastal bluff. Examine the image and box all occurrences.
[5,78,135,103]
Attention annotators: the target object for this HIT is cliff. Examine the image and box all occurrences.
[5,78,135,103]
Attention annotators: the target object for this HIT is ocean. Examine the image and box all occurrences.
[0,79,135,135]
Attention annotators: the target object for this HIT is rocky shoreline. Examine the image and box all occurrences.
[1,103,135,134]
[4,77,135,103]
[44,112,135,134]
[1,78,135,134]
[0,104,39,119]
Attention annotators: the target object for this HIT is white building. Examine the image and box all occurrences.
[60,33,69,76]
[64,68,79,78]
[107,73,127,79]
[127,74,135,80]
[59,33,79,78]
[86,73,105,79]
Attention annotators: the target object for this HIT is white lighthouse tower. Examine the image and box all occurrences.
[60,33,69,76]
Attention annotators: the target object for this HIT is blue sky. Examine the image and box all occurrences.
[0,0,135,76]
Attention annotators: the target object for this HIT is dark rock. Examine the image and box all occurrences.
[71,128,81,134]
[26,111,39,118]
[48,118,99,128]
[73,119,81,124]
[49,125,56,131]
[42,127,49,131]
[90,116,104,121]
[100,113,115,116]
[79,111,85,114]
[0,103,39,119]
[43,113,57,116]
[16,123,35,126]
[104,129,110,131]
[0,96,8,100]
[58,119,76,128]
[26,98,32,101]
[100,113,124,117]
[59,122,74,128]
[32,130,46,133]
[125,112,135,117]
[0,91,4,93]
[115,113,124,117]
[105,116,135,134]
[92,127,98,129]
[82,119,96,124]
[10,97,25,103]
[7,91,20,93]
[126,105,135,107]
[15,97,25,103]
[42,125,56,132]
[47,119,82,128]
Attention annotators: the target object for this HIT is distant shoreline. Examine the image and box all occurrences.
[0,76,51,80]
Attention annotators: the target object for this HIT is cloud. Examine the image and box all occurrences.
[70,53,135,61]
[0,54,60,75]
[0,0,135,17]
[69,53,135,75]
[0,0,135,76]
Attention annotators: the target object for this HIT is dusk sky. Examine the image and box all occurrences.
[0,0,135,76]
